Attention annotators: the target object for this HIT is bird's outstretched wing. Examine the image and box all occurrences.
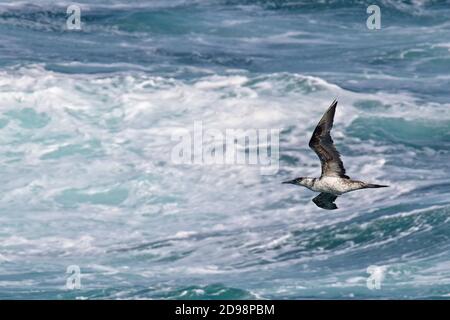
[312,193,338,210]
[308,99,349,178]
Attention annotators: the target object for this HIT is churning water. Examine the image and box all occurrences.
[1,0,450,299]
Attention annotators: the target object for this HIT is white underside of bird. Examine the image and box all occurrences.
[302,176,366,195]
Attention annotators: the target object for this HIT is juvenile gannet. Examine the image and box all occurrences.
[283,99,388,210]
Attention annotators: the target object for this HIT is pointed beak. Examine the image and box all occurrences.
[282,179,296,185]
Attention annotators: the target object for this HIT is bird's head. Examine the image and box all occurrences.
[282,177,313,188]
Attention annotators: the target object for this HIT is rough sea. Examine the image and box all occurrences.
[1,0,450,299]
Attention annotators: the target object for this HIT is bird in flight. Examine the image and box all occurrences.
[283,99,388,210]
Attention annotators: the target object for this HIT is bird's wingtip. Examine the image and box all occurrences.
[331,98,338,107]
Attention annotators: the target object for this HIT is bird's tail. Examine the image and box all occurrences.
[363,183,389,189]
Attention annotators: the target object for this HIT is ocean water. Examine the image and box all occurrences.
[0,0,450,299]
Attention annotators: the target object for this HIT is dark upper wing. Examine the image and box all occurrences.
[308,99,348,178]
[312,193,338,210]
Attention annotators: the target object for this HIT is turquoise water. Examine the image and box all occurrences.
[1,0,450,299]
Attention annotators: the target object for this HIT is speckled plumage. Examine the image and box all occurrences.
[283,100,388,209]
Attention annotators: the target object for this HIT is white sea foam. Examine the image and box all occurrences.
[1,64,449,298]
